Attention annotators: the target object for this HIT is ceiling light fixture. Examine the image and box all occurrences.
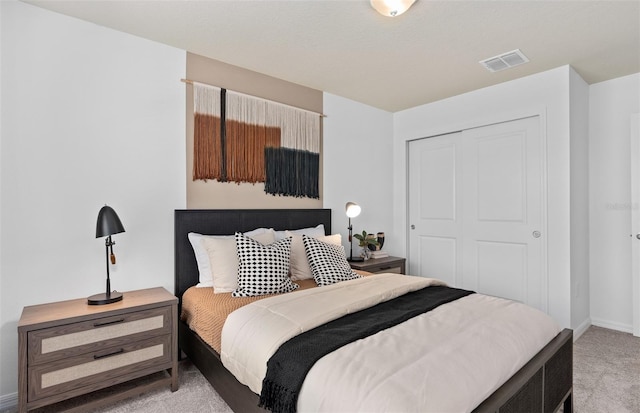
[370,0,416,17]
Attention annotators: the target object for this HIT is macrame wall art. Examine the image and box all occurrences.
[192,82,321,199]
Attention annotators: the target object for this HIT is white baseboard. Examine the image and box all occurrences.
[572,317,592,341]
[590,317,633,334]
[0,392,18,411]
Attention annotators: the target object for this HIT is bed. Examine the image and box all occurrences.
[174,209,573,413]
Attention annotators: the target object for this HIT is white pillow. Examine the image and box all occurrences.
[274,224,325,241]
[202,230,275,293]
[232,233,298,297]
[286,232,342,281]
[303,235,361,286]
[188,228,273,288]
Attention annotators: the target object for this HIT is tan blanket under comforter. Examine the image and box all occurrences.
[181,270,372,353]
[181,279,317,353]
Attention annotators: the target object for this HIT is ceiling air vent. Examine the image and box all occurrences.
[480,49,529,73]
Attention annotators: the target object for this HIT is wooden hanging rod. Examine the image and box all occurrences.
[180,78,326,118]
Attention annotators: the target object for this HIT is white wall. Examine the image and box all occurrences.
[569,68,591,334]
[322,93,395,258]
[393,66,582,329]
[0,0,186,400]
[589,73,640,332]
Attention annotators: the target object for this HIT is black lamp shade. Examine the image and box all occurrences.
[96,206,125,238]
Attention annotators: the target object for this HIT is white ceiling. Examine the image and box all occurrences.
[24,0,640,112]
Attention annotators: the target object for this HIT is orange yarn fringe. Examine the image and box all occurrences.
[194,114,281,183]
[193,113,222,181]
[226,120,281,183]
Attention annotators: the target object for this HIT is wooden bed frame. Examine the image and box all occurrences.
[174,209,573,413]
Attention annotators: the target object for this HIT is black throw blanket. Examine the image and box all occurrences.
[259,285,474,413]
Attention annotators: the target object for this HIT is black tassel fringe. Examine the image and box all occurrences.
[259,379,299,413]
[265,147,319,199]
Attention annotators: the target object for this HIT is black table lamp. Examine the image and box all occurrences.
[88,205,125,305]
[345,202,364,262]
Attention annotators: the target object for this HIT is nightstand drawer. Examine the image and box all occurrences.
[349,256,406,275]
[28,306,171,365]
[28,334,172,402]
[368,265,402,274]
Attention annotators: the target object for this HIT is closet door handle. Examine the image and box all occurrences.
[532,231,541,238]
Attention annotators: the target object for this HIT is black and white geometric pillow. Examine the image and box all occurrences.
[232,233,298,297]
[303,235,361,286]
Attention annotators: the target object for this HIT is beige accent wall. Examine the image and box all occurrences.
[186,52,323,208]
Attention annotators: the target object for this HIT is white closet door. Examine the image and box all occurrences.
[408,117,546,311]
[408,132,463,287]
[630,113,640,337]
[460,117,544,310]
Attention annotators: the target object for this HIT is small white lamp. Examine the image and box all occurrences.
[345,202,363,262]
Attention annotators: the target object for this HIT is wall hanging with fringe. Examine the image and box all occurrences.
[191,80,321,199]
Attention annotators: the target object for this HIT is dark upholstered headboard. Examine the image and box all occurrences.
[174,209,332,303]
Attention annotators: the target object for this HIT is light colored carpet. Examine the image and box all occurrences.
[571,326,640,413]
[4,326,638,412]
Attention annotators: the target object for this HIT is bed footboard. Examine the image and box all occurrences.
[180,322,572,413]
[472,328,573,413]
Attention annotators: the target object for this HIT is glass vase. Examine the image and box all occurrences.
[360,247,371,260]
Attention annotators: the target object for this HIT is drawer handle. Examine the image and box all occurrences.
[379,266,392,270]
[93,318,125,328]
[93,348,124,360]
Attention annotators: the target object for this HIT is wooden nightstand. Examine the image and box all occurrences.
[17,287,178,413]
[349,256,406,274]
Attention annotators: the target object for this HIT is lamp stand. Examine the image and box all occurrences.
[88,235,123,305]
[347,217,364,262]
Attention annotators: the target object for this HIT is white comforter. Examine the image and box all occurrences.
[221,273,560,412]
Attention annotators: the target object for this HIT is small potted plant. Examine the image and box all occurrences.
[353,230,379,260]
